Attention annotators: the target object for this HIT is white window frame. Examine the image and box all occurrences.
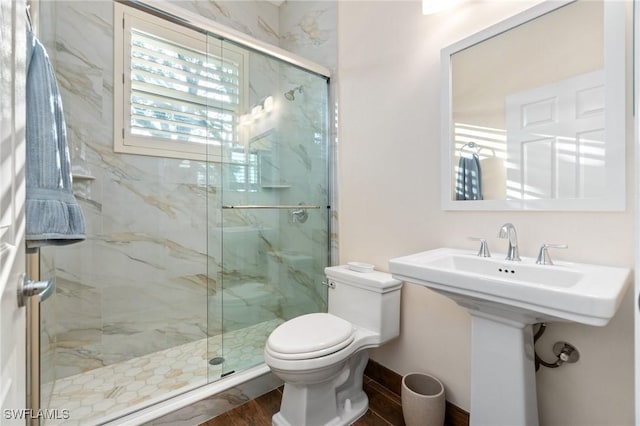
[113,2,248,162]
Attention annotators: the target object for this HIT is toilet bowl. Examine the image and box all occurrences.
[264,265,402,426]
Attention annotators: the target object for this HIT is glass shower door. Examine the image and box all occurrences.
[207,37,330,378]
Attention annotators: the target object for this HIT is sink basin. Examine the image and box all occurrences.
[389,247,630,326]
[389,248,631,426]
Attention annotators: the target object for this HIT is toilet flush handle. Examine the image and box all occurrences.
[322,281,336,289]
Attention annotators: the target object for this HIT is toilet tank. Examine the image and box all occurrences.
[325,265,402,344]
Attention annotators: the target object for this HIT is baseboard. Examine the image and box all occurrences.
[364,359,470,426]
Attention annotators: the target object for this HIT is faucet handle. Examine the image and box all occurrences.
[469,237,491,258]
[536,244,568,265]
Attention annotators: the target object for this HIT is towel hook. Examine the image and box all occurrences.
[460,142,480,154]
[25,5,33,31]
[459,142,496,157]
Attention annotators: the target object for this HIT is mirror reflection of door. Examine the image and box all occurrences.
[443,0,627,210]
[505,70,605,200]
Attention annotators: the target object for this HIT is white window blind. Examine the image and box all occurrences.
[130,28,239,145]
[115,3,247,161]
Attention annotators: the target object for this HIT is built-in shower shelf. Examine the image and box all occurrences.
[261,184,291,189]
[72,174,96,181]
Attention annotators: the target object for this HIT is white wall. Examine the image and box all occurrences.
[337,1,635,425]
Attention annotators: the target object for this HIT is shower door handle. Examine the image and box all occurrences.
[17,274,55,307]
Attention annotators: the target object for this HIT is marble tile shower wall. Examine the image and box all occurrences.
[38,1,337,380]
[278,0,337,319]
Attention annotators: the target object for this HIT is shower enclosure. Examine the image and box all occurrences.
[33,1,332,424]
[207,35,331,379]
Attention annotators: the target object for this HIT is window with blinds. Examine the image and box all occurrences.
[114,3,247,161]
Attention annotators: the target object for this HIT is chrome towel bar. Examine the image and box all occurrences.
[222,205,322,209]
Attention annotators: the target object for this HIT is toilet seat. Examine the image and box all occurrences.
[266,313,354,360]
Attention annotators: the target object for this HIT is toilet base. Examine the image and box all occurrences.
[272,350,370,426]
[272,396,368,426]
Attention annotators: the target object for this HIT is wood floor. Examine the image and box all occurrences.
[199,375,406,426]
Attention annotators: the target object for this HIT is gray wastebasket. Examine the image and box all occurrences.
[401,372,445,426]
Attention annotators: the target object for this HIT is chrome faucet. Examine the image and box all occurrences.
[498,223,521,261]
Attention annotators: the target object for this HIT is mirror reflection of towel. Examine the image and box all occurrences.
[456,154,483,200]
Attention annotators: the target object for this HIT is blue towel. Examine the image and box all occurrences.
[455,153,483,201]
[25,30,85,249]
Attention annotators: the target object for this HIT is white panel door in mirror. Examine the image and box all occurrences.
[505,70,605,201]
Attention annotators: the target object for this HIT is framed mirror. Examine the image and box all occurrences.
[441,0,626,211]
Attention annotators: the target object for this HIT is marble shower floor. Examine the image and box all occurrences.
[44,319,283,426]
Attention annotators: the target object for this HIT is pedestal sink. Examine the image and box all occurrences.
[389,248,631,426]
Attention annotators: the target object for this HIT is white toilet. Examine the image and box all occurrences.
[264,265,403,426]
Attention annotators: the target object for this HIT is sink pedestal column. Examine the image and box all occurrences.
[470,312,538,426]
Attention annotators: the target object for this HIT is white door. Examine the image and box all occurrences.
[0,0,27,424]
[505,70,605,200]
[636,3,640,424]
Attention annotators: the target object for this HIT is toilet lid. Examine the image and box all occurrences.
[267,313,354,360]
